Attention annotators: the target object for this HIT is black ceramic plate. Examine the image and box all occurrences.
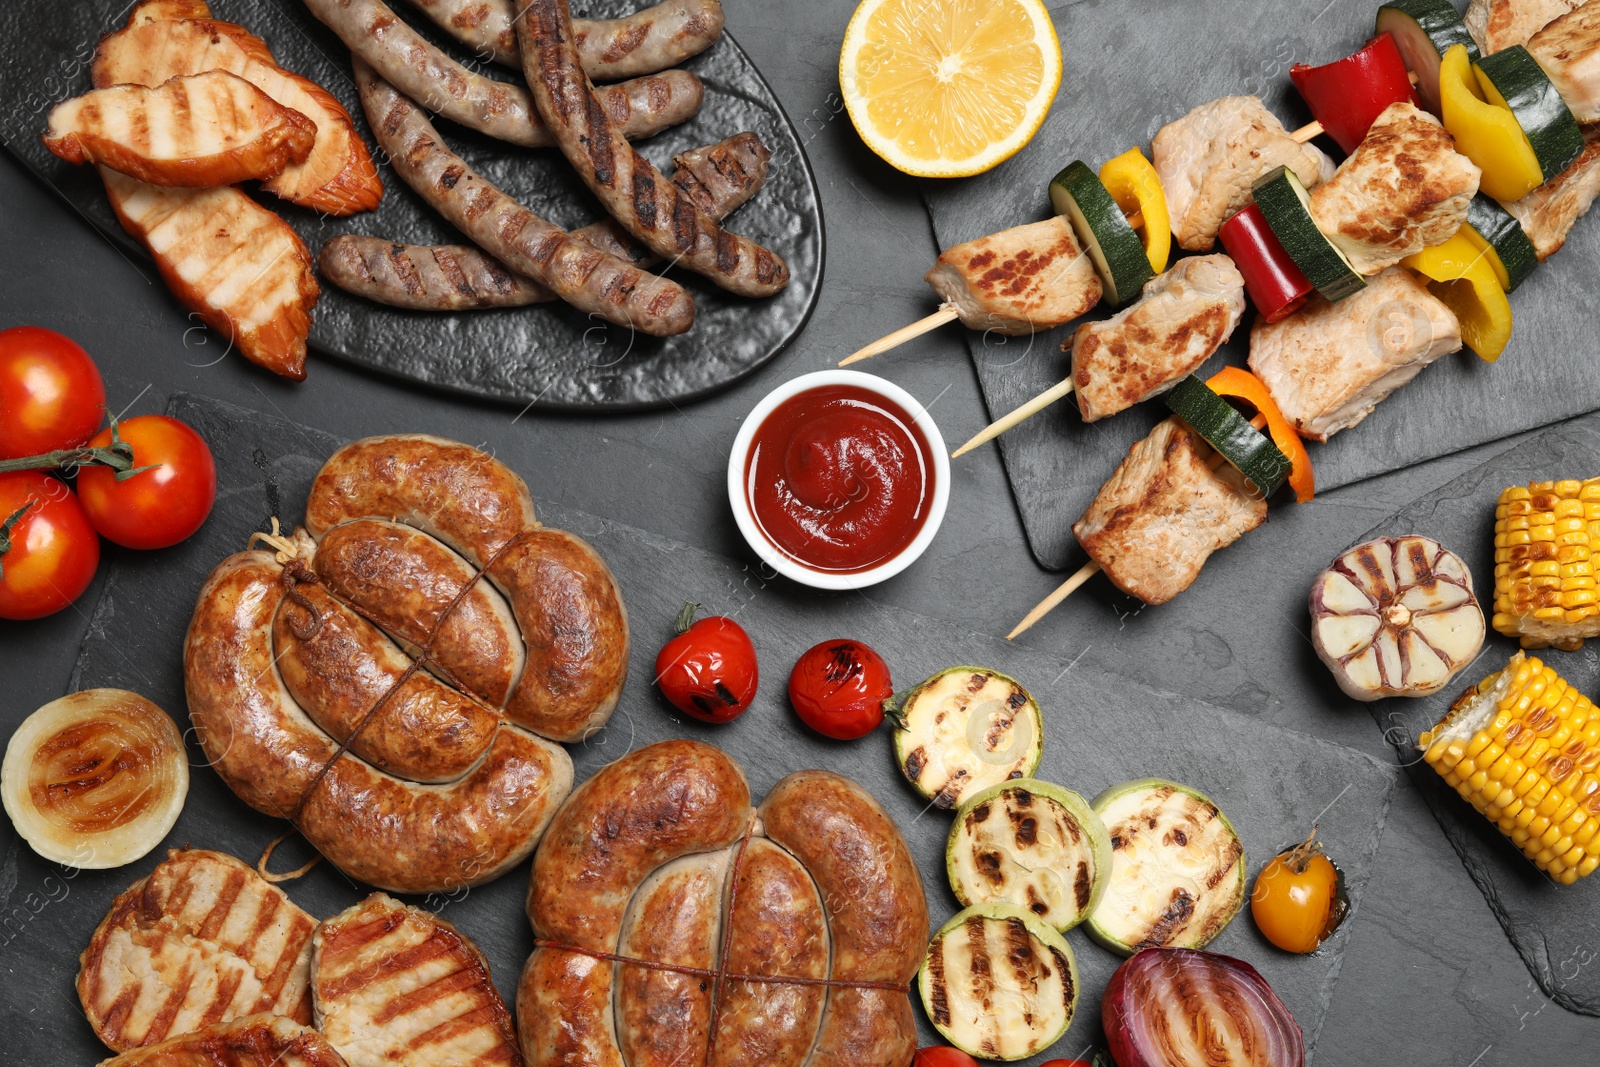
[0,0,823,409]
[1,390,1397,1064]
[919,0,1600,570]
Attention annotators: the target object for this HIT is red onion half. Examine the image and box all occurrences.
[1102,948,1304,1067]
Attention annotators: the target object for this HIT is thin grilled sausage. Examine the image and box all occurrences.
[319,131,770,310]
[355,60,695,334]
[403,0,723,78]
[304,0,702,146]
[518,0,789,298]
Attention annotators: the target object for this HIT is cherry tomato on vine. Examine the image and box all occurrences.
[75,415,216,551]
[787,639,893,740]
[0,326,106,459]
[0,471,100,620]
[1250,828,1348,953]
[654,602,759,723]
[913,1050,980,1067]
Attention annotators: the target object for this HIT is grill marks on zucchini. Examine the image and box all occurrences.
[891,668,1044,809]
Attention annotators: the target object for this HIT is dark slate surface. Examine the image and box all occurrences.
[0,0,823,410]
[6,0,1600,1060]
[917,0,1600,571]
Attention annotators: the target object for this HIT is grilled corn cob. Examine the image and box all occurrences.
[1492,479,1600,650]
[1420,652,1600,884]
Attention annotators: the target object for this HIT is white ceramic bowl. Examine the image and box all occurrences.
[727,369,950,590]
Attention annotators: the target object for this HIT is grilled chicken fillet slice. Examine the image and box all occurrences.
[924,217,1102,335]
[101,169,320,380]
[1248,266,1462,441]
[1466,0,1582,52]
[1502,124,1600,257]
[1073,417,1268,606]
[1529,1,1600,122]
[1152,95,1336,251]
[1069,254,1247,422]
[95,1015,349,1067]
[1309,102,1482,276]
[44,71,315,187]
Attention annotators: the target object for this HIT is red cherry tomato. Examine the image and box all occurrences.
[0,471,100,620]
[0,326,106,459]
[654,603,759,723]
[787,639,894,740]
[76,415,217,550]
[913,1050,979,1067]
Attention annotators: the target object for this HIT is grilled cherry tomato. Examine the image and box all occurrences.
[787,639,893,740]
[0,471,100,620]
[0,326,106,459]
[654,602,759,723]
[75,415,216,550]
[913,1050,980,1067]
[1251,827,1348,953]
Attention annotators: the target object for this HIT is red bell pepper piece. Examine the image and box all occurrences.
[1218,205,1313,324]
[1291,33,1421,154]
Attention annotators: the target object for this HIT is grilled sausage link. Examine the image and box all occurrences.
[305,0,701,146]
[518,740,752,1067]
[758,771,928,1067]
[184,551,573,894]
[355,61,696,334]
[320,131,770,311]
[518,0,788,298]
[403,0,723,78]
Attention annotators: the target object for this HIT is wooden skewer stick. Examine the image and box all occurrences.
[951,376,1078,458]
[1290,120,1324,143]
[839,304,961,366]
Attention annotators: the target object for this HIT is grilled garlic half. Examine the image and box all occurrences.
[1309,536,1485,701]
[2,689,188,867]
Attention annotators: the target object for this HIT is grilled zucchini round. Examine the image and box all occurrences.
[891,666,1044,809]
[1376,0,1479,113]
[1049,160,1153,307]
[1162,375,1292,498]
[1252,165,1366,301]
[1474,45,1586,183]
[1463,195,1538,292]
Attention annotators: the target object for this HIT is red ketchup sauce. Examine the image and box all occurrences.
[745,384,935,574]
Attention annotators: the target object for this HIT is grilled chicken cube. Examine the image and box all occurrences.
[1069,254,1248,423]
[96,1015,349,1067]
[924,217,1103,335]
[44,71,315,188]
[1529,0,1600,123]
[1152,95,1336,252]
[1073,417,1268,606]
[1466,0,1582,52]
[1503,125,1600,257]
[102,168,320,380]
[1248,266,1462,442]
[1309,103,1481,276]
[312,894,521,1067]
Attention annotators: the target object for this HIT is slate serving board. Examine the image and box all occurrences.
[0,390,1396,1063]
[0,0,822,409]
[1347,409,1600,1015]
[918,0,1600,571]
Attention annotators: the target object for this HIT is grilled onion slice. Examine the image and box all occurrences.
[2,689,188,868]
[891,666,1044,809]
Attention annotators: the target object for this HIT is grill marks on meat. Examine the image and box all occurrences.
[1248,266,1463,441]
[1070,254,1247,422]
[1074,418,1268,605]
[1466,0,1582,52]
[1309,103,1481,276]
[43,71,315,187]
[1153,95,1336,251]
[100,168,320,381]
[354,61,695,335]
[78,850,317,1053]
[518,0,788,298]
[924,217,1102,335]
[1503,125,1600,257]
[96,1014,349,1067]
[1529,2,1600,123]
[312,894,522,1067]
[302,0,702,148]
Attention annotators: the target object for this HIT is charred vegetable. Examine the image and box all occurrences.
[1086,779,1246,955]
[946,779,1112,932]
[1251,825,1349,953]
[890,667,1044,809]
[919,903,1079,1060]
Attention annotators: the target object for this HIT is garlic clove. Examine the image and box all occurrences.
[1315,612,1381,659]
[1400,629,1450,691]
[1318,570,1376,613]
[1341,646,1383,694]
[1400,576,1471,613]
[1413,603,1487,663]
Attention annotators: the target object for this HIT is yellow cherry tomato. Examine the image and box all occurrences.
[1100,147,1171,274]
[1250,831,1346,954]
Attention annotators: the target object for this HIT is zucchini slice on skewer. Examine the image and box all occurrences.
[946,779,1113,932]
[1086,778,1247,955]
[1463,195,1538,292]
[1376,0,1479,114]
[1474,46,1586,183]
[1050,160,1154,307]
[891,666,1044,809]
[1252,166,1366,302]
[919,903,1080,1061]
[1163,375,1292,497]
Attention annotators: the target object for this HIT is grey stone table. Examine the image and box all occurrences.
[0,0,1593,1061]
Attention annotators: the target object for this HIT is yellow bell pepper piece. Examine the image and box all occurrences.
[1403,233,1514,362]
[1099,147,1171,273]
[1457,223,1514,292]
[1439,44,1544,201]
